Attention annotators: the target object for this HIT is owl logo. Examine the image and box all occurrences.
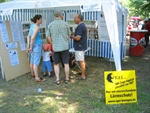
[107,73,113,83]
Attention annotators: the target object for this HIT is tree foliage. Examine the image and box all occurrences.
[119,0,150,19]
[0,0,10,3]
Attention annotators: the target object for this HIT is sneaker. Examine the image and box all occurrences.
[43,74,47,77]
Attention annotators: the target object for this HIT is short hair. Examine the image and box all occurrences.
[54,9,62,17]
[78,14,83,21]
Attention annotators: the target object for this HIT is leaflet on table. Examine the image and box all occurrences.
[0,21,9,43]
[10,21,20,41]
[5,42,18,49]
[9,50,19,66]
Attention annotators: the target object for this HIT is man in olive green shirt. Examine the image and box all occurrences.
[46,9,71,85]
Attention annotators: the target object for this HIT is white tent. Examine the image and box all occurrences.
[0,0,120,10]
[0,0,128,71]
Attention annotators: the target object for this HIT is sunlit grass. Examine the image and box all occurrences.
[0,91,5,97]
[0,48,150,112]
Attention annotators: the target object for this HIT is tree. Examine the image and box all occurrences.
[0,0,10,3]
[129,0,150,18]
[119,0,150,19]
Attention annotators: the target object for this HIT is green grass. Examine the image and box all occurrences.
[0,48,150,113]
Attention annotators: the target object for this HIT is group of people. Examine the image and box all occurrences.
[127,18,150,48]
[26,9,87,85]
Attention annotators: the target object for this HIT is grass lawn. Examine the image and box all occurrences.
[0,48,150,113]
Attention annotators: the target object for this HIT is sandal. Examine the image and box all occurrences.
[35,78,46,82]
[54,80,60,85]
[76,77,86,80]
[64,80,69,84]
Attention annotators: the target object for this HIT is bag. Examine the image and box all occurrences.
[69,53,76,68]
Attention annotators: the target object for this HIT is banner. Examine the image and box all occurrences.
[103,2,121,70]
[104,70,137,104]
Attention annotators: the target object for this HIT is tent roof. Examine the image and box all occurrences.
[0,0,128,16]
[0,0,121,10]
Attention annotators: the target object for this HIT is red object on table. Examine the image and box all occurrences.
[129,30,147,56]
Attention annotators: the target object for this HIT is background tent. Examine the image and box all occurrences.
[0,0,128,70]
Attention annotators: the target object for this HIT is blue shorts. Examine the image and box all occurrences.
[42,60,53,72]
[30,44,42,66]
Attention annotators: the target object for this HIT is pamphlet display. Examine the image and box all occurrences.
[0,20,30,81]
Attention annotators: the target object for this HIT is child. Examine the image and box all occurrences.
[42,44,53,77]
[46,37,54,63]
[45,37,55,75]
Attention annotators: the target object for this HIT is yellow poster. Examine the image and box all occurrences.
[104,70,137,104]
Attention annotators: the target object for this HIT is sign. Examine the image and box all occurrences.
[0,21,9,43]
[9,50,20,66]
[5,42,18,50]
[0,21,30,81]
[80,3,101,12]
[104,70,137,104]
[130,37,138,47]
[0,9,13,15]
[139,37,145,47]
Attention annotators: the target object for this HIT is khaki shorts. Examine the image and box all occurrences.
[75,51,84,61]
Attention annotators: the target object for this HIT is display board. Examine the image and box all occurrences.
[0,20,30,81]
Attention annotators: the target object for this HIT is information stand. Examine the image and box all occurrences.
[0,20,30,81]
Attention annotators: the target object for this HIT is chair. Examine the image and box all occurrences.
[69,47,91,70]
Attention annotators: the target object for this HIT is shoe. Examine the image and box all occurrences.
[54,80,60,85]
[35,78,46,82]
[48,75,52,78]
[43,74,47,77]
[64,80,69,84]
[76,77,86,80]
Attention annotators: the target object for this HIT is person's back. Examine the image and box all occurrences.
[42,44,53,77]
[42,44,52,61]
[145,21,150,33]
[144,18,150,47]
[46,9,71,85]
[42,51,51,61]
[48,19,70,52]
